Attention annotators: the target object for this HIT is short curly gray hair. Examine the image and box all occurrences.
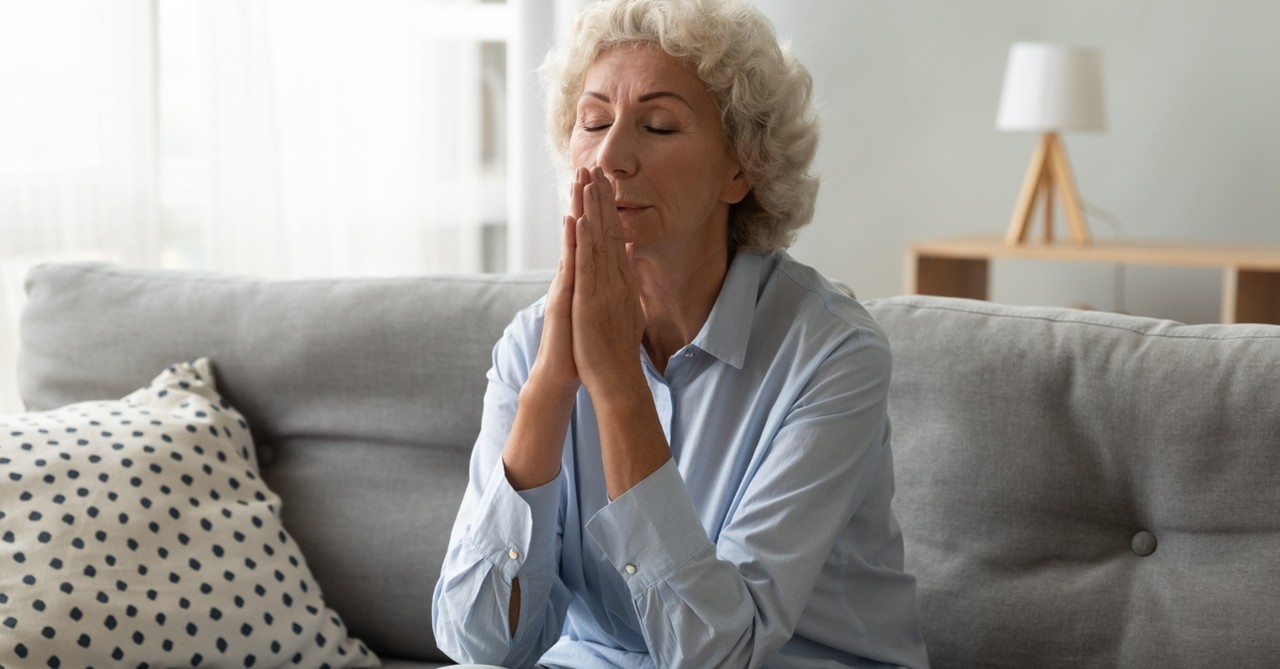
[540,0,820,252]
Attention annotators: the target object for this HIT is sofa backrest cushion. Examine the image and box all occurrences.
[19,263,550,662]
[865,295,1280,668]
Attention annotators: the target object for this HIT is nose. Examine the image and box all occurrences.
[594,124,637,178]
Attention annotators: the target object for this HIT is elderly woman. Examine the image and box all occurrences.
[432,0,927,667]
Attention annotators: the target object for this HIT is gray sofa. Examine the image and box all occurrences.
[15,262,1280,668]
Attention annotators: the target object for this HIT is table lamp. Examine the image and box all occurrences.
[997,43,1105,245]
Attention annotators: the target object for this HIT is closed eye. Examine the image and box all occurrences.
[646,127,676,135]
[582,124,611,132]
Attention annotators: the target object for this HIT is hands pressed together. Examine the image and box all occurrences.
[505,166,668,500]
[535,166,647,398]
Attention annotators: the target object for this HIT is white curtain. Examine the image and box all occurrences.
[166,0,490,278]
[0,1,159,264]
[0,0,158,413]
[0,0,582,413]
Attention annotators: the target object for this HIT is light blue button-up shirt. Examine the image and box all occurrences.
[433,251,929,669]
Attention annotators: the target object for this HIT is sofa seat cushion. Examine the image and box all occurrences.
[866,296,1280,668]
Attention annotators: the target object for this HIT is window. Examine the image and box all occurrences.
[153,0,517,276]
[0,0,570,412]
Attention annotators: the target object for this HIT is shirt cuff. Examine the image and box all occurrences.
[585,459,712,593]
[466,459,563,580]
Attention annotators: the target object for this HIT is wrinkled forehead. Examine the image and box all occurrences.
[579,43,716,111]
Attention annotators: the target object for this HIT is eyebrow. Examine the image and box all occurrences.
[583,90,693,107]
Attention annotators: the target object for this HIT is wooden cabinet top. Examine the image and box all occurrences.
[910,235,1280,271]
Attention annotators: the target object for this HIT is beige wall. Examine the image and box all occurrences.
[761,0,1280,324]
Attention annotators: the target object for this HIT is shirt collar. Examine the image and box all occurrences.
[688,251,764,370]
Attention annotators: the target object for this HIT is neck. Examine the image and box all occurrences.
[632,243,733,371]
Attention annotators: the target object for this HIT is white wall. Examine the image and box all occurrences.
[759,0,1280,324]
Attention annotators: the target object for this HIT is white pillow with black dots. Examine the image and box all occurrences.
[0,358,378,669]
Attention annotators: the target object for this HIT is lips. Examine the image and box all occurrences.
[614,201,649,213]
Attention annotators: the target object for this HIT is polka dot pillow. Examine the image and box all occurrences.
[0,359,378,669]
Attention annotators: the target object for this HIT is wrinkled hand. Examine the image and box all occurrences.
[527,169,590,394]
[572,167,646,395]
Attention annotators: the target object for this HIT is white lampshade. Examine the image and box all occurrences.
[996,43,1105,133]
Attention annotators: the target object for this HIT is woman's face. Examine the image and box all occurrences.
[570,44,749,261]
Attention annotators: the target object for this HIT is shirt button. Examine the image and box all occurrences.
[624,563,637,575]
[508,548,519,560]
[684,349,695,358]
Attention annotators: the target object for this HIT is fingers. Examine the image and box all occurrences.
[546,215,576,334]
[556,214,576,287]
[574,166,633,297]
[570,167,595,291]
[571,167,588,220]
[532,213,580,393]
[587,167,627,277]
[575,206,595,295]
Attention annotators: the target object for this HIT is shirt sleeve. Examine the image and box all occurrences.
[585,334,894,668]
[432,306,572,668]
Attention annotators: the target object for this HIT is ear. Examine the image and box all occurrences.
[720,165,752,205]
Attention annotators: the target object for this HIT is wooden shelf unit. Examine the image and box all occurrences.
[907,236,1280,325]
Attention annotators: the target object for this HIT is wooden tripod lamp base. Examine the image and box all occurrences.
[1005,132,1092,246]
